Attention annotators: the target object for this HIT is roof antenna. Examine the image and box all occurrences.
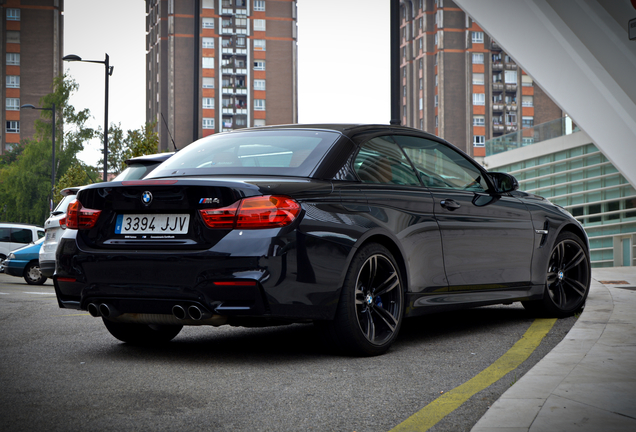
[161,112,178,151]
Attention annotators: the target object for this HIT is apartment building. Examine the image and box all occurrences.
[1,0,63,153]
[146,0,297,151]
[399,0,562,159]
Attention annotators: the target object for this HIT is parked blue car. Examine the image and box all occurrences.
[3,237,46,285]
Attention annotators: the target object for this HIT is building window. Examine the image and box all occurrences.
[235,17,247,27]
[472,93,485,105]
[493,72,502,83]
[403,86,406,97]
[222,38,232,48]
[236,36,246,47]
[202,77,215,89]
[522,117,534,128]
[6,121,20,133]
[434,95,438,107]
[6,53,20,65]
[473,116,485,126]
[403,66,407,77]
[435,116,439,128]
[6,31,20,44]
[253,19,266,31]
[434,33,438,46]
[418,38,423,51]
[522,138,535,145]
[254,79,266,91]
[419,98,423,110]
[6,8,20,21]
[6,76,20,88]
[505,95,517,104]
[203,98,215,109]
[473,135,485,147]
[471,31,484,44]
[236,0,246,7]
[202,118,215,129]
[472,73,484,85]
[202,57,214,69]
[419,58,423,70]
[506,113,517,125]
[419,78,423,90]
[522,96,533,107]
[254,0,265,11]
[202,0,215,8]
[254,119,266,127]
[472,53,483,64]
[236,117,247,126]
[202,37,215,49]
[505,70,517,84]
[522,75,533,87]
[6,98,20,111]
[254,99,265,111]
[435,75,438,86]
[202,18,215,29]
[253,60,265,70]
[254,39,266,51]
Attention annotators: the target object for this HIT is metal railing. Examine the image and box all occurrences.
[485,117,580,156]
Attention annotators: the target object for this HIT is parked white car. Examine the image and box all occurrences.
[39,187,80,278]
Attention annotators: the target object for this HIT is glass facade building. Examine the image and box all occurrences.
[485,127,636,268]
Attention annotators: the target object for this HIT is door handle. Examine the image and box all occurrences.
[440,199,461,210]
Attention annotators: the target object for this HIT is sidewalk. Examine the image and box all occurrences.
[472,267,636,432]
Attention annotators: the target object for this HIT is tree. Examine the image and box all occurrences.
[0,74,96,224]
[53,161,98,200]
[98,121,160,175]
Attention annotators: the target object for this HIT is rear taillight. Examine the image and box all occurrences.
[66,200,102,230]
[59,216,67,230]
[199,195,301,229]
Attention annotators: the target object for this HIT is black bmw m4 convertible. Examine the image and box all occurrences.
[54,124,590,356]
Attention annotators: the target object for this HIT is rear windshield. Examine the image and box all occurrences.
[112,163,159,181]
[146,129,341,178]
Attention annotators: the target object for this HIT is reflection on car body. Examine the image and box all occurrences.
[53,125,591,356]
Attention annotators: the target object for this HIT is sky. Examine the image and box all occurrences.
[63,0,390,166]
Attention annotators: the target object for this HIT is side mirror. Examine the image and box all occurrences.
[489,172,519,193]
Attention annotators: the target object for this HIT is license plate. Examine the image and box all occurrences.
[115,214,190,235]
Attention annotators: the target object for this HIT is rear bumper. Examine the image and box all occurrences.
[40,260,55,278]
[54,228,352,322]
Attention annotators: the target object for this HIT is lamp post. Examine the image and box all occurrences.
[63,53,114,182]
[20,103,56,211]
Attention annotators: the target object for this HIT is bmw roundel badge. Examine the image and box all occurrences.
[142,191,153,205]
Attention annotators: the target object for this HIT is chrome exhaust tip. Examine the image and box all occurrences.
[172,305,187,320]
[99,303,118,318]
[87,303,100,317]
[188,305,211,320]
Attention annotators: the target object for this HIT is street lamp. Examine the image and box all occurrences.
[20,103,56,211]
[63,53,114,182]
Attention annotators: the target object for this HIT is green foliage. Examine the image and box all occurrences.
[98,121,160,174]
[0,74,96,224]
[53,162,98,200]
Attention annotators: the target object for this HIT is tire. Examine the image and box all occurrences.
[322,243,405,356]
[24,261,47,285]
[523,232,590,317]
[102,318,183,345]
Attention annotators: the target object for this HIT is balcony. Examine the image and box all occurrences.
[492,83,504,91]
[222,107,234,115]
[505,83,517,92]
[505,63,517,70]
[506,104,518,111]
[493,124,504,132]
[492,103,504,111]
[492,63,503,71]
[506,124,518,132]
[491,41,502,50]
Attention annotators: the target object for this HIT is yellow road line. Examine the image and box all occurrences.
[390,318,557,432]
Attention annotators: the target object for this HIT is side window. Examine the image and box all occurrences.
[0,228,10,243]
[37,230,45,239]
[10,228,33,244]
[394,136,489,191]
[354,136,420,186]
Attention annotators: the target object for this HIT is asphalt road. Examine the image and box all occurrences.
[0,272,576,432]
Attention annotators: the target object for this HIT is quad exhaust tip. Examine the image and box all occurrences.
[87,303,100,317]
[172,305,187,320]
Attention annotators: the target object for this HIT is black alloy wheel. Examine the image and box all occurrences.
[322,243,404,356]
[24,261,47,285]
[102,318,183,345]
[523,232,590,317]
